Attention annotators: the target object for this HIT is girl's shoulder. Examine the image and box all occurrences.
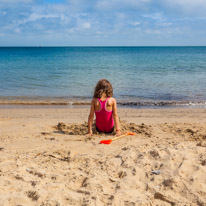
[107,97,116,105]
[91,98,97,103]
[91,98,100,105]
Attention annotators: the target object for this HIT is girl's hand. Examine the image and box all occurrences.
[85,133,93,137]
[115,130,121,136]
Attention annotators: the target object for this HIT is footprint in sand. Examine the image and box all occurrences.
[26,190,40,201]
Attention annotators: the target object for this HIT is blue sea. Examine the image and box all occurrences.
[0,46,206,107]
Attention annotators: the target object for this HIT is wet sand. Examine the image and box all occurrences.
[0,107,206,205]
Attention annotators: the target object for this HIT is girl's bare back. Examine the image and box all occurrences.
[93,97,114,112]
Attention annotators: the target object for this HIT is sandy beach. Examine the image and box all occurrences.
[0,106,206,205]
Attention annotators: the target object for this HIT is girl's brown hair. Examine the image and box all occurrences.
[93,79,113,98]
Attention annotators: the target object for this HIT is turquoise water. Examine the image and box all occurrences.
[0,46,206,104]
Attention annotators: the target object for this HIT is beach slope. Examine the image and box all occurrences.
[0,107,206,205]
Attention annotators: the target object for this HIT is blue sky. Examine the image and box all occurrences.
[0,0,206,46]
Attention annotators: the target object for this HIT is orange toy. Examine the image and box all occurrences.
[100,132,136,144]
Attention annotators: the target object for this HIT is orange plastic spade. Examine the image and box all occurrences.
[100,132,136,144]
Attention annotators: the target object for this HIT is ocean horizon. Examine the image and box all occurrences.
[1,46,206,107]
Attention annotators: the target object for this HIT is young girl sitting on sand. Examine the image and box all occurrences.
[87,79,121,136]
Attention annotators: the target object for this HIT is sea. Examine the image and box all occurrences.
[0,46,206,107]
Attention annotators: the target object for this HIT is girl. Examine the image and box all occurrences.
[87,79,121,136]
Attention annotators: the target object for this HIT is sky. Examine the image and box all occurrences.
[0,0,206,46]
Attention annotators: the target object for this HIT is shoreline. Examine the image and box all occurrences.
[1,98,206,109]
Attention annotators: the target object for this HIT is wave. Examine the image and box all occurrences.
[0,97,206,107]
[118,101,206,107]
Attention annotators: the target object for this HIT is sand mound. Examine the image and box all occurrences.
[54,120,152,136]
[55,122,90,135]
[160,123,206,141]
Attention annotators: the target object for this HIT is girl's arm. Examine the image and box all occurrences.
[112,98,121,136]
[87,99,95,136]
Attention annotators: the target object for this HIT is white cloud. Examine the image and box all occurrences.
[162,0,206,7]
[95,31,104,35]
[29,13,63,21]
[35,23,44,30]
[132,22,141,26]
[65,21,92,34]
[96,0,152,11]
[142,12,166,21]
[155,22,172,27]
[14,12,70,26]
[160,0,206,16]
[14,28,21,33]
[81,22,91,29]
[0,0,206,45]
[145,29,161,35]
[66,28,75,33]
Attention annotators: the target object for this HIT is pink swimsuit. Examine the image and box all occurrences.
[95,97,114,132]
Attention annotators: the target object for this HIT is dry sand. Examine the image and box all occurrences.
[0,106,206,206]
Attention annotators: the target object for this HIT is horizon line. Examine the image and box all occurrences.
[0,45,206,47]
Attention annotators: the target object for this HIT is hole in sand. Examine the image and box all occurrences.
[54,120,152,136]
